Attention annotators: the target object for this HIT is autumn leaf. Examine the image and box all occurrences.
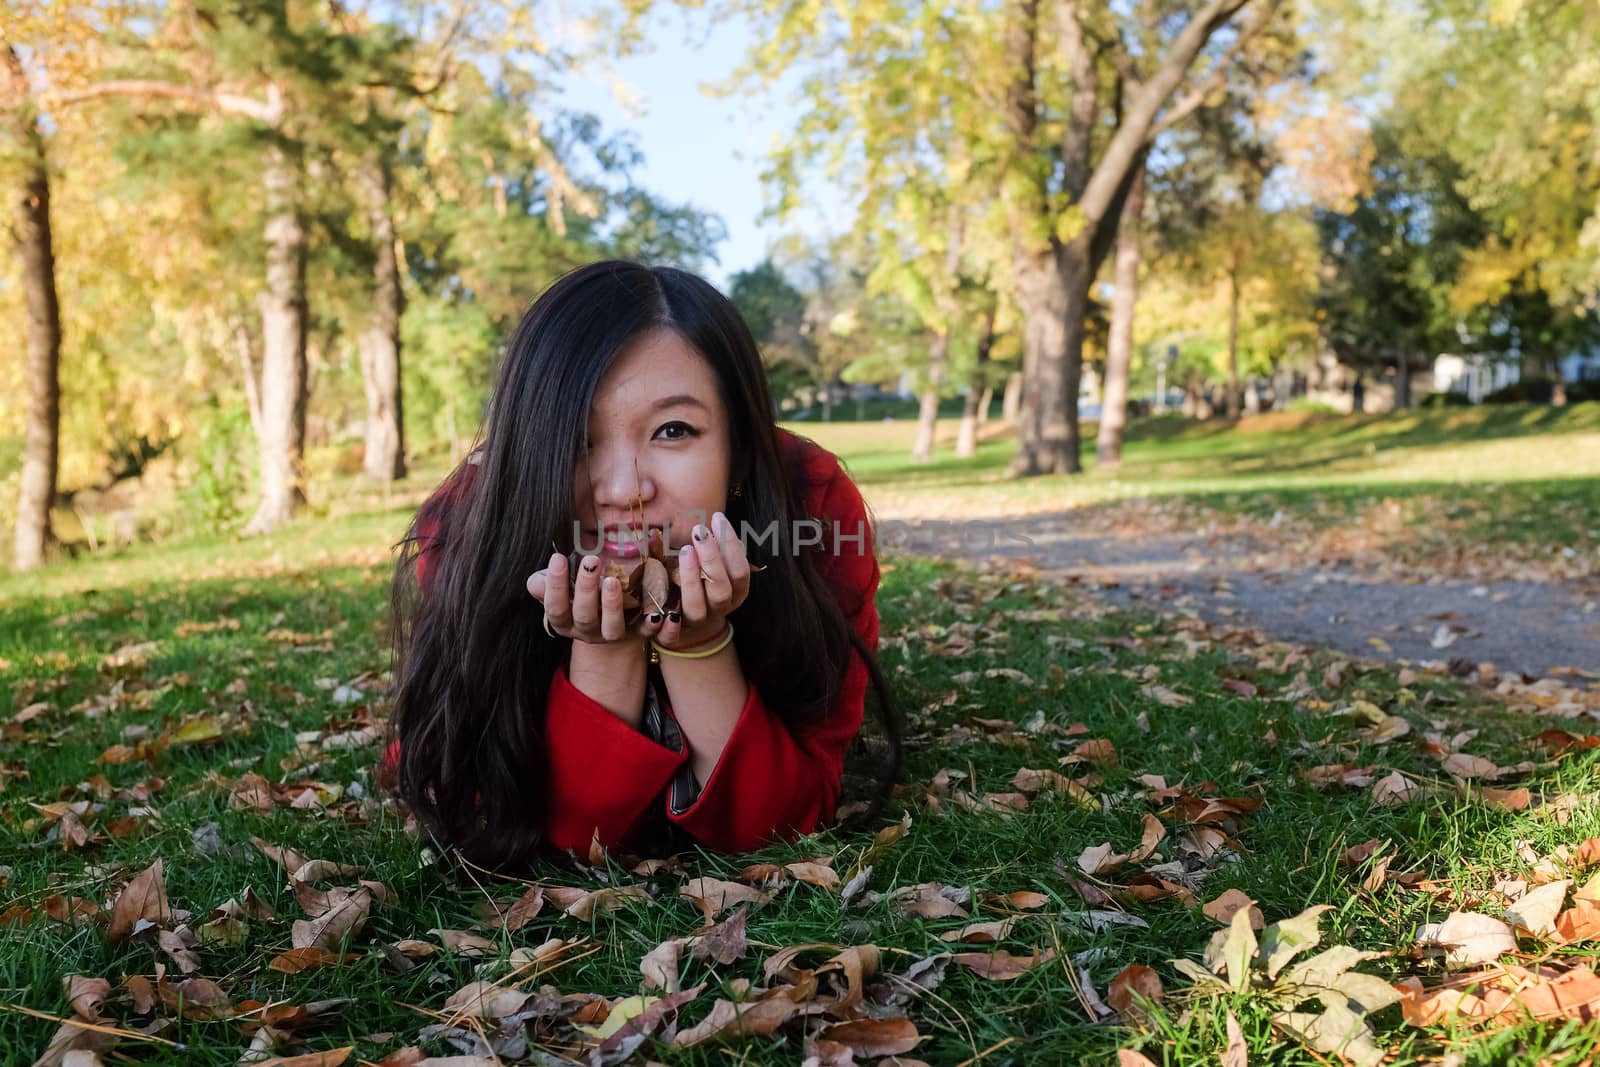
[1203,889,1265,930]
[1415,911,1517,967]
[679,877,771,920]
[1107,963,1164,1022]
[949,948,1055,980]
[819,1017,922,1056]
[107,860,170,944]
[268,947,359,974]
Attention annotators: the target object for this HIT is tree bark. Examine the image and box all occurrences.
[1002,371,1024,422]
[911,330,949,463]
[359,157,406,481]
[244,143,309,534]
[1009,246,1086,475]
[1097,158,1147,469]
[956,301,997,458]
[1394,355,1412,410]
[1226,264,1242,419]
[5,45,62,571]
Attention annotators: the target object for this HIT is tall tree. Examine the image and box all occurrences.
[728,0,1278,475]
[2,40,61,569]
[1314,127,1483,407]
[1096,154,1146,467]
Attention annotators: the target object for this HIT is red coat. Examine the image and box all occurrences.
[396,428,880,854]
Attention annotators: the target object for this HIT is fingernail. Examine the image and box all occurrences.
[668,611,681,623]
[647,612,662,624]
[583,558,598,572]
[603,576,618,594]
[693,524,708,541]
[681,545,693,558]
[551,554,566,571]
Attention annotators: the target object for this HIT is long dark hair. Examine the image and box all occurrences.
[386,260,901,868]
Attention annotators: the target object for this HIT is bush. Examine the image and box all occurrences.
[1484,378,1558,404]
[175,401,255,533]
[1565,379,1600,404]
[1420,391,1472,408]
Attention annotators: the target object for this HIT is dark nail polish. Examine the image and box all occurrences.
[694,524,708,541]
[668,611,681,623]
[583,560,597,572]
[648,613,662,624]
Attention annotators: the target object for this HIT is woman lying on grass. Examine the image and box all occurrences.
[385,260,900,868]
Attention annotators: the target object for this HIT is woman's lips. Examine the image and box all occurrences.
[594,527,662,558]
[602,538,641,558]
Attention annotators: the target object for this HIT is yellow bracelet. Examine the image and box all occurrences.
[651,623,734,662]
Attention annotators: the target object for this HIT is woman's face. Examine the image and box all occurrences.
[573,327,733,574]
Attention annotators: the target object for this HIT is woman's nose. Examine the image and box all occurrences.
[587,444,654,511]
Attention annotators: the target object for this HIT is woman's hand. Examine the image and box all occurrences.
[658,511,750,651]
[527,551,666,646]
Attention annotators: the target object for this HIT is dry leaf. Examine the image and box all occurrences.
[949,948,1055,980]
[64,976,112,1022]
[1504,880,1569,938]
[1107,964,1164,1022]
[819,1017,921,1057]
[1204,890,1265,930]
[679,878,771,920]
[1416,912,1517,966]
[107,860,170,944]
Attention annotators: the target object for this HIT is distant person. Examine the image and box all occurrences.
[383,261,899,867]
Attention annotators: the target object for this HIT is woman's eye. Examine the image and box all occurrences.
[655,421,698,441]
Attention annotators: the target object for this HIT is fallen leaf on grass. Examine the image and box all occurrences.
[546,883,651,921]
[889,882,969,919]
[1370,771,1421,807]
[693,907,750,965]
[1223,1011,1247,1067]
[1107,964,1164,1022]
[679,878,771,921]
[268,947,359,974]
[107,860,170,944]
[949,948,1055,980]
[1141,685,1192,707]
[249,1050,353,1067]
[1503,880,1569,938]
[819,1017,921,1057]
[64,976,112,1022]
[1441,753,1503,780]
[441,981,532,1022]
[291,887,374,951]
[429,928,497,956]
[785,860,839,889]
[1479,786,1531,811]
[938,918,1016,944]
[672,992,803,1048]
[1415,912,1517,966]
[1203,889,1264,930]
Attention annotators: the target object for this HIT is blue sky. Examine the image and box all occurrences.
[557,9,833,288]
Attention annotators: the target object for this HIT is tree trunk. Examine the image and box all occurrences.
[956,302,997,458]
[821,380,833,423]
[911,331,950,463]
[1010,242,1089,475]
[977,386,995,429]
[245,144,309,534]
[1002,371,1024,422]
[1226,264,1241,419]
[6,46,62,571]
[1097,159,1146,469]
[360,157,406,481]
[1394,355,1412,410]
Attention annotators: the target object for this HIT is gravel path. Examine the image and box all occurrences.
[882,510,1600,679]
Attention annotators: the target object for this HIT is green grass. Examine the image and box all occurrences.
[795,404,1600,556]
[5,491,1600,1064]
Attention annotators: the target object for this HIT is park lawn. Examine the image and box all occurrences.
[798,404,1600,564]
[5,502,1600,1064]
